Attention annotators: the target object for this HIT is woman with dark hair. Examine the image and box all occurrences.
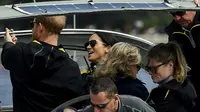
[84,32,119,64]
[83,32,157,92]
[82,32,119,87]
[83,32,119,74]
[146,42,198,112]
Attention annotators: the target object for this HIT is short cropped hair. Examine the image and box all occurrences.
[35,15,66,34]
[90,77,118,99]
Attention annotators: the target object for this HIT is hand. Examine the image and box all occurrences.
[4,28,17,44]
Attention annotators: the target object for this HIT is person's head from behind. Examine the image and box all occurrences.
[31,15,66,40]
[84,32,119,63]
[90,77,119,112]
[63,108,76,112]
[56,107,77,112]
[146,42,187,83]
[170,11,196,28]
[94,42,141,78]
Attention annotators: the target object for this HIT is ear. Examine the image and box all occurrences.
[105,45,111,53]
[114,94,119,103]
[168,61,173,66]
[168,61,174,69]
[113,94,119,110]
[38,23,44,32]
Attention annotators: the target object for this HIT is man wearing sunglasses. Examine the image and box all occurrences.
[2,16,87,112]
[165,10,200,104]
[83,77,155,112]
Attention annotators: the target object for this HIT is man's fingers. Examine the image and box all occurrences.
[5,28,15,38]
[12,37,18,44]
[4,28,17,43]
[5,28,12,37]
[5,28,9,33]
[12,37,17,41]
[11,32,17,44]
[10,33,16,38]
[5,28,11,34]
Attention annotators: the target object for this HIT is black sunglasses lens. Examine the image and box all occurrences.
[145,66,151,72]
[90,40,97,47]
[151,67,156,73]
[30,21,33,28]
[90,102,107,109]
[84,40,97,49]
[145,66,156,73]
[97,104,106,109]
[84,42,89,49]
[176,11,185,16]
[170,11,185,17]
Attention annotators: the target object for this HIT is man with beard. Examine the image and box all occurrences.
[1,15,86,112]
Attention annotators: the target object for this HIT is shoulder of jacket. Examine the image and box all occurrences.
[123,105,142,112]
[11,42,27,50]
[15,42,26,46]
[165,20,183,35]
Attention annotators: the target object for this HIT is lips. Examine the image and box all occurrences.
[177,21,186,25]
[88,51,94,54]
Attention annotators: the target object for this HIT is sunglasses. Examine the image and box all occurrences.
[90,100,111,109]
[145,63,167,74]
[84,40,107,50]
[170,11,186,17]
[30,19,38,28]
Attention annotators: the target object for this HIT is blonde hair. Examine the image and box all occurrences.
[36,15,66,34]
[63,108,76,112]
[94,42,141,78]
[147,42,187,82]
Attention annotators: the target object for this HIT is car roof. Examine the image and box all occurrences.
[0,0,199,21]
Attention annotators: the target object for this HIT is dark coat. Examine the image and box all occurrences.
[114,74,149,101]
[1,41,87,112]
[165,12,200,100]
[82,64,149,101]
[147,78,198,112]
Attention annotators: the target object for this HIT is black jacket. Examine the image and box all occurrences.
[81,63,96,87]
[1,41,86,112]
[114,75,149,101]
[147,78,198,112]
[82,63,149,101]
[165,12,200,98]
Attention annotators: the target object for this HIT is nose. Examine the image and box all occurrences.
[147,70,154,76]
[94,107,101,112]
[174,15,181,20]
[87,44,92,49]
[86,44,93,51]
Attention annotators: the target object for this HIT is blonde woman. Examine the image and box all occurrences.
[94,42,150,100]
[146,42,198,112]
